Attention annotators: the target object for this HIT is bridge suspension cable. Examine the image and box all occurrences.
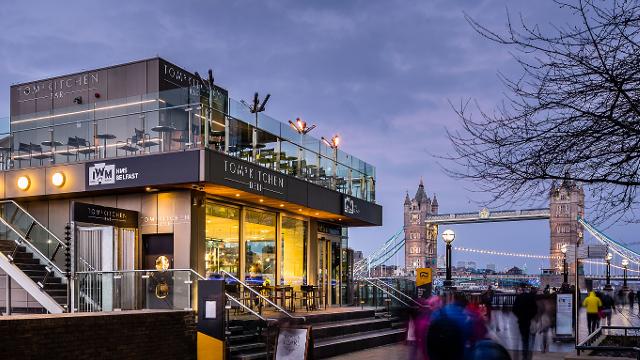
[454,246,557,259]
[578,217,640,265]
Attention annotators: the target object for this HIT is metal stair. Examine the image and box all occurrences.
[0,201,68,314]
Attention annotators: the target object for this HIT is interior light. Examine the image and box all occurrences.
[235,193,240,197]
[259,199,264,203]
[315,212,319,216]
[298,208,302,212]
[51,172,65,187]
[17,176,30,190]
[279,204,284,207]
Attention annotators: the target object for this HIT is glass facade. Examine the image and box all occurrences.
[205,203,240,277]
[280,216,307,288]
[244,208,276,285]
[4,88,376,202]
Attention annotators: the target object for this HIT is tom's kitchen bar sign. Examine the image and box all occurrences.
[73,202,138,228]
[85,151,199,190]
[207,150,298,202]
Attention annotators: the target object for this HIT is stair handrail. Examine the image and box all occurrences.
[0,200,67,250]
[0,215,66,279]
[219,270,306,322]
[367,277,426,308]
[226,293,276,323]
[358,277,413,308]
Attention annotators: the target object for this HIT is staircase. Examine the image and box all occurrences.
[0,200,68,314]
[227,308,407,360]
[0,240,68,307]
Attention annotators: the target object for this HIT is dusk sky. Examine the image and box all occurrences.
[1,0,636,272]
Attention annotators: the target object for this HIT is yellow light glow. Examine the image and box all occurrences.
[17,176,30,190]
[51,172,65,187]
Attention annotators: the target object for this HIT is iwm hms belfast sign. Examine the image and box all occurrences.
[85,151,199,190]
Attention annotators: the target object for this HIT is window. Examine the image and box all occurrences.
[205,203,240,278]
[281,216,307,288]
[244,209,276,285]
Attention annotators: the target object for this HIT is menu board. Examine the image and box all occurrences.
[556,293,573,336]
[275,327,310,360]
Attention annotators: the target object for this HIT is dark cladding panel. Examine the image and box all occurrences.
[85,151,200,191]
[146,59,160,94]
[307,183,340,214]
[74,201,139,228]
[90,69,109,104]
[125,61,148,97]
[107,65,128,100]
[342,194,383,226]
[287,177,309,206]
[35,96,52,114]
[207,151,288,201]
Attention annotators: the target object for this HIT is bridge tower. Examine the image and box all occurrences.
[404,179,439,276]
[549,177,584,275]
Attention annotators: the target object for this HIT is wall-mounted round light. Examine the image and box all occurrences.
[17,176,30,191]
[51,172,65,187]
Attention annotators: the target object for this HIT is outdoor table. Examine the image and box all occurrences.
[273,285,294,311]
[152,125,176,151]
[95,134,116,158]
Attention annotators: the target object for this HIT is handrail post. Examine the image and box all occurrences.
[6,274,11,315]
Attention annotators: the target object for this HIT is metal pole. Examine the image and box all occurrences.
[6,274,11,315]
[563,253,568,284]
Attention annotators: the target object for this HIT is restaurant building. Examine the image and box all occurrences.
[0,57,381,312]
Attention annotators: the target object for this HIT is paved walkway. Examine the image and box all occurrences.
[328,304,640,360]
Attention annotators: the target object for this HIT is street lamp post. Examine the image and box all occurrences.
[442,229,455,289]
[622,258,629,291]
[288,118,316,177]
[561,244,569,290]
[321,135,340,190]
[604,252,613,291]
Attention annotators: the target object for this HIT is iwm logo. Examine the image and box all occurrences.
[88,163,115,185]
[343,196,360,215]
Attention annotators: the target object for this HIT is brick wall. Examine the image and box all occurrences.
[0,310,196,360]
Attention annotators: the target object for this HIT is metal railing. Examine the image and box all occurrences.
[75,268,202,312]
[0,201,68,285]
[218,270,305,322]
[576,326,640,359]
[356,278,413,309]
[366,277,425,308]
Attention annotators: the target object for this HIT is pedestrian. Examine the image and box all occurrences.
[583,290,603,334]
[636,289,640,310]
[481,286,495,328]
[629,291,636,310]
[512,286,537,360]
[601,291,616,326]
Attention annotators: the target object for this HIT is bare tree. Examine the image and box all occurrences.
[448,0,640,221]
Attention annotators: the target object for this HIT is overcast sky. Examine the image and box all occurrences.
[1,0,636,272]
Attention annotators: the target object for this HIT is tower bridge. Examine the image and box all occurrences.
[400,177,583,277]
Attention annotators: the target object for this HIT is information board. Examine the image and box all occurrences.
[275,327,310,360]
[556,293,573,336]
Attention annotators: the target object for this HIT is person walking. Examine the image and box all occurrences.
[601,291,616,326]
[583,290,603,334]
[513,286,538,360]
[629,291,636,311]
[636,289,640,310]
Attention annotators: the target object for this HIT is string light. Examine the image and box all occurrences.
[453,246,559,259]
[582,259,640,273]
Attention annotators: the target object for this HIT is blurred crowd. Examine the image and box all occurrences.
[406,286,556,360]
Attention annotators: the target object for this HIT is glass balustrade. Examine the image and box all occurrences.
[74,269,199,312]
[3,89,376,202]
[0,200,67,280]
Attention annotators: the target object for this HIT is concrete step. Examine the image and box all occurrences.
[228,342,266,355]
[230,351,269,360]
[314,328,406,359]
[301,309,377,324]
[312,317,392,339]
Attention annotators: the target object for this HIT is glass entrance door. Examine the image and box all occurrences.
[317,237,329,309]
